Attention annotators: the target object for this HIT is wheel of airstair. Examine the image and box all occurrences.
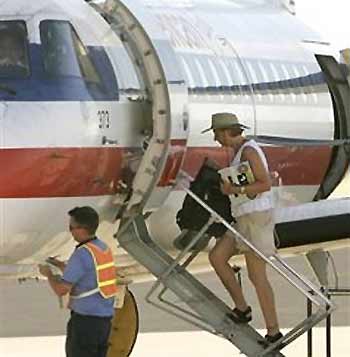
[107,288,139,357]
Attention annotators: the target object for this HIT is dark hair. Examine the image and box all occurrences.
[68,206,99,235]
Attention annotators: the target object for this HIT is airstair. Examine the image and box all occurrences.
[86,1,336,355]
[116,174,335,357]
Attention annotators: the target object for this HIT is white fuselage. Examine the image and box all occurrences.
[0,0,346,279]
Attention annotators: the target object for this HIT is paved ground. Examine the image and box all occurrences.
[1,327,350,357]
[0,248,349,337]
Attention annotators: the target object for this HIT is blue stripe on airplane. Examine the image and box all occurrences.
[0,43,327,102]
[0,44,119,102]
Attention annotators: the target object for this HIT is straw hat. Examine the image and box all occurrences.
[201,113,249,133]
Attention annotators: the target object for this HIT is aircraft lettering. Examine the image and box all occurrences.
[98,110,110,129]
[155,13,220,53]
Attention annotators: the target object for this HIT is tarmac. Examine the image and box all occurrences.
[1,327,349,357]
[0,247,349,356]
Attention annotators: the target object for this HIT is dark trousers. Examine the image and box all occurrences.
[66,312,112,357]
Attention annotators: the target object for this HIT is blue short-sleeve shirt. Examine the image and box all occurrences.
[62,238,115,317]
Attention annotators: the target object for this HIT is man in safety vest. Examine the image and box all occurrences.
[39,206,117,357]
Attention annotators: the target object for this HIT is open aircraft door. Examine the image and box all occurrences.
[314,55,350,199]
[88,0,189,213]
[86,1,189,355]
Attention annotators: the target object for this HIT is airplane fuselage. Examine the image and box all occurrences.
[0,0,348,278]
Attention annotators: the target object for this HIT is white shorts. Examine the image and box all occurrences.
[231,209,276,256]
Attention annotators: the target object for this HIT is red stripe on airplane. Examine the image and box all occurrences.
[180,146,332,186]
[0,147,124,198]
[0,144,331,198]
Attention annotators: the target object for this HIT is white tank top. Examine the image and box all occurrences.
[230,140,274,217]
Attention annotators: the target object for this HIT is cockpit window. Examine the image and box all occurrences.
[0,21,30,78]
[40,20,102,85]
[40,21,81,78]
[71,29,101,85]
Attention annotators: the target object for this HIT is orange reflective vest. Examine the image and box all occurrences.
[81,242,118,299]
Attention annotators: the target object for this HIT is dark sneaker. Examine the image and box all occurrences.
[265,332,283,343]
[227,306,252,324]
[258,332,284,347]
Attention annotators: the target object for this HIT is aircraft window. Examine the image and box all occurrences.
[0,21,30,78]
[71,29,101,85]
[40,21,102,86]
[40,21,82,78]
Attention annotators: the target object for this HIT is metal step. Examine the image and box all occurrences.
[115,176,335,356]
[173,181,335,355]
[117,215,285,357]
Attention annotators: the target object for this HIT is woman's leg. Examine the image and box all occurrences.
[209,233,248,311]
[245,251,280,335]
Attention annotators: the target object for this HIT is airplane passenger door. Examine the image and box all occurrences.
[314,55,350,199]
[89,0,189,214]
